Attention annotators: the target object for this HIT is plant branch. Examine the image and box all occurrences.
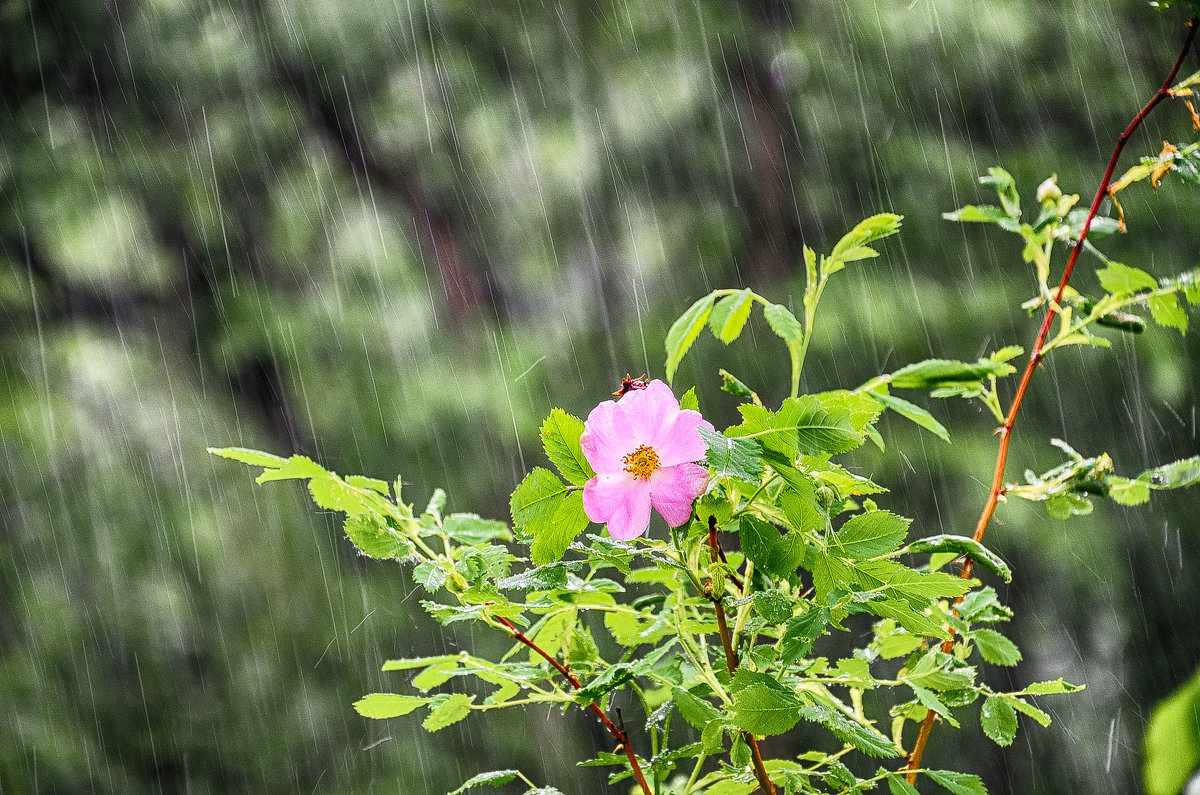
[494,615,652,795]
[904,15,1199,784]
[706,516,778,795]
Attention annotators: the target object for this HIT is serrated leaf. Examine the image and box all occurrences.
[353,692,428,719]
[255,454,328,483]
[980,166,1020,218]
[732,395,862,456]
[829,213,903,264]
[739,516,806,578]
[207,446,288,468]
[888,359,1010,391]
[1107,476,1150,505]
[709,289,755,343]
[971,628,1022,666]
[344,514,414,559]
[679,386,700,412]
[510,468,569,530]
[905,679,960,728]
[540,409,594,486]
[447,770,521,794]
[309,476,370,515]
[730,684,804,736]
[1149,293,1188,334]
[672,686,725,731]
[1138,456,1200,490]
[423,693,474,732]
[800,701,900,758]
[1005,695,1051,727]
[943,205,1017,228]
[1097,262,1157,294]
[868,390,950,442]
[926,769,988,795]
[887,773,922,795]
[444,514,511,545]
[1144,665,1200,795]
[701,426,763,482]
[907,534,1011,583]
[981,695,1018,747]
[719,369,754,398]
[665,293,716,383]
[413,561,447,592]
[763,302,803,345]
[530,490,589,566]
[834,511,910,559]
[1023,678,1085,695]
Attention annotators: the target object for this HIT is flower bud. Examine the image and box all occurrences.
[1036,175,1062,206]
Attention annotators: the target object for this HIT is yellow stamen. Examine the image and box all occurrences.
[622,445,660,481]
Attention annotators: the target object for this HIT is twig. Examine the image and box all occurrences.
[706,516,778,795]
[904,15,1199,785]
[494,615,653,795]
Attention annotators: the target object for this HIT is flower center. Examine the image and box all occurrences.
[622,445,660,481]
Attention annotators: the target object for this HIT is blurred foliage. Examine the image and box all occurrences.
[1,0,1198,792]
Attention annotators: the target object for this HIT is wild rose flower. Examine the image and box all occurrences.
[580,379,713,541]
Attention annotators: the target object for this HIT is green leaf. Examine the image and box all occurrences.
[888,359,1010,391]
[413,561,447,592]
[309,476,370,515]
[730,684,804,736]
[207,446,288,468]
[709,289,755,343]
[253,454,328,483]
[1108,476,1150,505]
[1005,695,1051,727]
[834,511,910,559]
[344,514,415,560]
[750,395,862,456]
[719,369,754,398]
[1149,293,1188,334]
[942,205,1018,229]
[540,409,594,486]
[800,701,900,758]
[672,686,725,731]
[780,608,831,665]
[1097,262,1157,294]
[887,773,922,795]
[905,679,960,728]
[665,293,717,383]
[530,490,589,566]
[926,769,988,795]
[1138,456,1200,490]
[423,693,474,732]
[444,514,512,545]
[575,663,635,704]
[1144,665,1200,795]
[881,567,973,605]
[906,534,1012,583]
[353,692,428,719]
[971,628,1022,666]
[447,770,521,794]
[868,390,950,442]
[701,426,763,482]
[679,386,700,412]
[980,166,1020,218]
[829,213,903,264]
[763,302,803,345]
[981,695,1018,747]
[806,547,857,603]
[1023,679,1085,695]
[510,468,569,530]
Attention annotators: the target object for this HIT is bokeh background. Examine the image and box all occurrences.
[2,0,1199,792]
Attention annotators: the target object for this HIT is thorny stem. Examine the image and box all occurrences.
[706,516,778,795]
[904,16,1199,785]
[493,615,653,795]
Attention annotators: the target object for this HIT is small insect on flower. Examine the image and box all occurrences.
[612,373,650,397]
[580,379,713,541]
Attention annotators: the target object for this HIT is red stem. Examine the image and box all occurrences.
[707,516,778,795]
[494,615,653,795]
[904,16,1198,785]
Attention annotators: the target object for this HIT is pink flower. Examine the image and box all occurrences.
[580,379,713,541]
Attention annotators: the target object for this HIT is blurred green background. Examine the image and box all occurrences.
[2,0,1198,792]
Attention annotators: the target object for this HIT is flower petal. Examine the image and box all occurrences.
[649,463,709,527]
[653,410,714,467]
[581,399,637,474]
[583,473,653,540]
[618,380,678,447]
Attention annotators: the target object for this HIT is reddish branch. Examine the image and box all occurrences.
[493,615,652,795]
[707,516,778,795]
[904,16,1199,785]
